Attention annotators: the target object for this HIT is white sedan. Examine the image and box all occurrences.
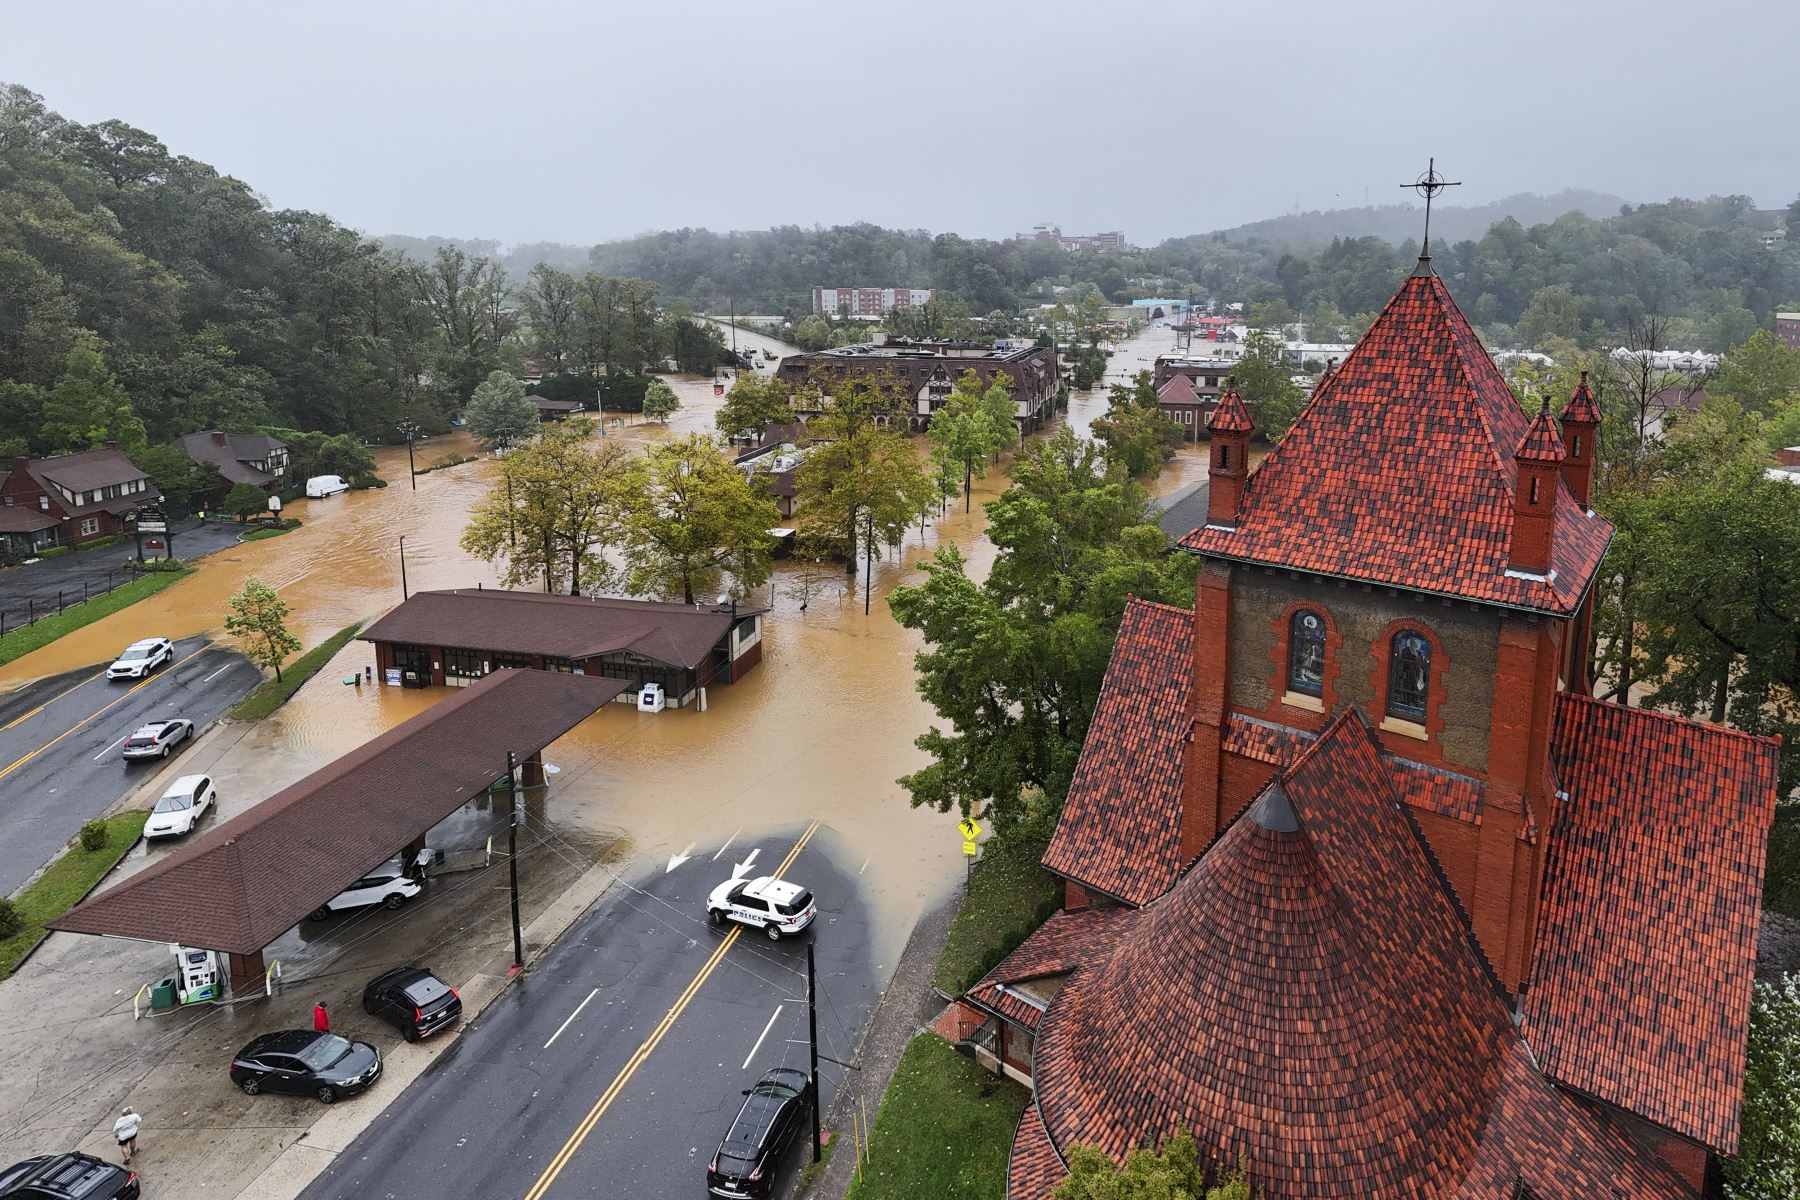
[106,637,173,680]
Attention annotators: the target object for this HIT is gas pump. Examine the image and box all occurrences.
[173,946,221,1004]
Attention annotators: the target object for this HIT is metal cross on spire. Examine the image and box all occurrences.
[1400,158,1461,258]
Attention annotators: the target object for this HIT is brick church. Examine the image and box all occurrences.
[944,256,1781,1197]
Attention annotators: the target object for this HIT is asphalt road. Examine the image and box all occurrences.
[0,635,261,895]
[0,519,245,623]
[301,822,881,1200]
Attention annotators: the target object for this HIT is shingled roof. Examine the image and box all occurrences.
[1178,266,1611,615]
[360,588,741,670]
[1020,711,1690,1200]
[1040,599,1191,906]
[1523,693,1779,1152]
[966,905,1137,1032]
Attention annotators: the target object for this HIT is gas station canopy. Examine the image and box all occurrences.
[52,669,625,956]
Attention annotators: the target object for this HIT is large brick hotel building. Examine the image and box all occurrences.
[943,256,1779,1197]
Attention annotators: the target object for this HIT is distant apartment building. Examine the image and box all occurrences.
[776,336,1060,433]
[811,286,935,318]
[1777,312,1800,351]
[1026,224,1128,252]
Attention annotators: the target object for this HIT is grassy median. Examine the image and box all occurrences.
[0,567,194,666]
[843,1034,1028,1200]
[228,623,361,721]
[0,811,149,978]
[932,823,1063,996]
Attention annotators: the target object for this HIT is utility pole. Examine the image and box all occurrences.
[808,942,822,1163]
[863,511,873,616]
[400,420,420,491]
[505,749,524,969]
[398,535,409,600]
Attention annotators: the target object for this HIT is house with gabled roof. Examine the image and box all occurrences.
[171,430,291,490]
[944,253,1780,1198]
[0,443,159,554]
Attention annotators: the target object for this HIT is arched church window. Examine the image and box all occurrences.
[1387,631,1431,721]
[1287,610,1325,697]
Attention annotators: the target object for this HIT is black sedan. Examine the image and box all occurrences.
[706,1066,814,1198]
[0,1151,138,1199]
[362,966,463,1042]
[120,718,194,761]
[230,1030,382,1104]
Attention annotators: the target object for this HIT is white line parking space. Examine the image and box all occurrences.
[544,987,601,1050]
[742,1005,784,1070]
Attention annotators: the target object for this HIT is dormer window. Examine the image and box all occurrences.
[1387,631,1431,721]
[1287,610,1325,696]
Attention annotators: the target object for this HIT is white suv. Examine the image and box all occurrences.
[145,773,216,838]
[309,864,422,922]
[707,876,817,941]
[107,637,173,680]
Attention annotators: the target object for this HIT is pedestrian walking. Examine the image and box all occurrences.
[313,1000,330,1033]
[112,1107,141,1164]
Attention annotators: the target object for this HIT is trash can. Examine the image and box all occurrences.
[149,977,177,1011]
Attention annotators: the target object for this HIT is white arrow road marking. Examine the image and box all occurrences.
[544,987,599,1049]
[730,847,761,881]
[743,1004,783,1070]
[666,841,696,873]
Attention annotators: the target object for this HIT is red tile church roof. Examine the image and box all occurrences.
[1178,268,1610,615]
[1206,386,1253,433]
[1562,370,1602,426]
[1515,399,1568,463]
[1041,599,1191,906]
[1023,712,1690,1199]
[1523,693,1779,1152]
[967,905,1138,1032]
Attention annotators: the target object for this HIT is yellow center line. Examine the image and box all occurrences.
[0,643,215,783]
[1,669,107,732]
[521,818,823,1200]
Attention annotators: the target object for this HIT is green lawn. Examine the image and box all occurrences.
[933,825,1063,995]
[0,811,148,978]
[0,567,194,665]
[228,623,361,720]
[239,525,293,541]
[844,1034,1029,1200]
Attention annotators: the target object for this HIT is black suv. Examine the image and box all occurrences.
[230,1029,382,1103]
[0,1152,138,1199]
[362,966,462,1042]
[706,1067,814,1198]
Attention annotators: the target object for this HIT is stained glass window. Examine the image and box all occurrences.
[1287,610,1325,696]
[1387,631,1431,721]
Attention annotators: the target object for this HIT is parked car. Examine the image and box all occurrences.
[120,717,194,761]
[707,876,817,941]
[705,1067,814,1199]
[362,966,463,1042]
[305,474,349,498]
[229,1030,382,1104]
[0,1152,137,1200]
[105,637,173,680]
[144,773,216,839]
[308,862,422,921]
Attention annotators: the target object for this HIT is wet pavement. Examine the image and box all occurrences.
[0,519,245,634]
[299,825,877,1200]
[0,635,258,896]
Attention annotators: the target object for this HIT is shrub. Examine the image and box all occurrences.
[78,820,107,852]
[0,899,21,940]
[36,545,72,559]
[351,474,387,489]
[75,534,123,552]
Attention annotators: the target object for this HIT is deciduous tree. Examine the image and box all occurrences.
[622,433,779,604]
[223,482,269,522]
[1090,371,1181,478]
[929,369,1015,511]
[39,336,147,454]
[1057,1130,1253,1200]
[1230,331,1306,440]
[641,378,681,424]
[464,369,538,448]
[224,577,301,682]
[1725,975,1800,1200]
[715,373,795,439]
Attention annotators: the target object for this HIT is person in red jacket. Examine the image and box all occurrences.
[313,1000,330,1033]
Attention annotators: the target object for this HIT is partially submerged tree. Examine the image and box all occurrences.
[928,369,1016,511]
[622,433,780,604]
[1089,370,1182,478]
[464,369,538,449]
[715,372,796,440]
[224,576,301,682]
[641,378,682,424]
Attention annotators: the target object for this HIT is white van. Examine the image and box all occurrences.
[305,475,350,498]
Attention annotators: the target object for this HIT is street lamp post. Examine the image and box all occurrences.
[399,420,420,491]
[398,534,408,601]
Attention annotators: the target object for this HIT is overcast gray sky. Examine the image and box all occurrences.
[3,0,1793,247]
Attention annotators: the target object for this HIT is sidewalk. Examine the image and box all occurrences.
[0,519,243,625]
[796,889,962,1200]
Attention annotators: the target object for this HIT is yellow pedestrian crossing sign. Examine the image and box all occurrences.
[957,817,982,840]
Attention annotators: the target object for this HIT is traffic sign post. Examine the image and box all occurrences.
[957,816,982,887]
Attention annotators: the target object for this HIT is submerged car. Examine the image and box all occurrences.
[362,966,462,1042]
[120,718,194,761]
[706,1067,814,1199]
[229,1030,382,1103]
[106,637,173,680]
[707,875,816,941]
[144,773,216,839]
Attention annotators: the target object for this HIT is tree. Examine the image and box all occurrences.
[131,444,213,515]
[1230,331,1307,440]
[716,373,795,439]
[641,378,681,424]
[929,370,1016,511]
[1057,1130,1253,1200]
[889,428,1197,831]
[414,246,513,408]
[622,433,780,604]
[1516,285,1582,350]
[224,577,301,682]
[464,370,538,449]
[1724,975,1800,1200]
[1713,329,1800,413]
[667,313,727,375]
[1090,371,1181,478]
[461,421,635,595]
[39,336,147,454]
[223,482,269,522]
[518,264,579,373]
